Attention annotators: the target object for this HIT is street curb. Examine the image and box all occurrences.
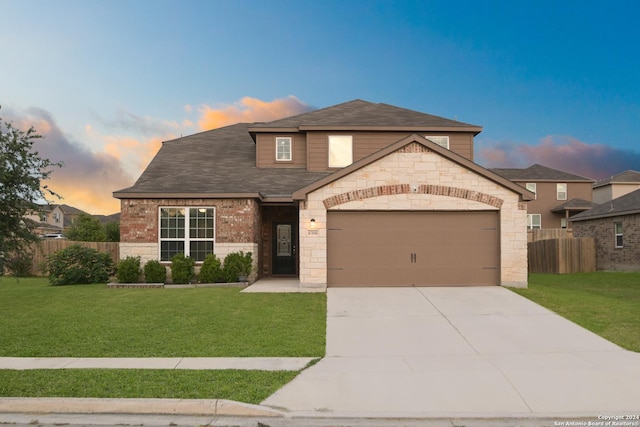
[0,397,284,418]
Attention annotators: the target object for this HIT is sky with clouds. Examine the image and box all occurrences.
[2,0,640,214]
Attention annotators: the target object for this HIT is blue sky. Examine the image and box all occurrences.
[2,0,640,214]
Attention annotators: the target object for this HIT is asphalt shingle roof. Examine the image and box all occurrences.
[571,188,640,221]
[490,164,594,182]
[593,170,640,188]
[249,100,480,130]
[551,198,597,213]
[114,123,331,197]
[115,100,485,199]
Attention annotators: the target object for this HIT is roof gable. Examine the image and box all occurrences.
[293,134,533,201]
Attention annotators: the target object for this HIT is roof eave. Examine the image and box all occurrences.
[113,192,264,200]
[298,125,483,134]
[570,209,640,222]
[248,125,483,135]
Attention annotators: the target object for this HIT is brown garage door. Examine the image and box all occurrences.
[327,211,499,287]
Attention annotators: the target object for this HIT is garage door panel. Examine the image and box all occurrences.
[327,211,499,287]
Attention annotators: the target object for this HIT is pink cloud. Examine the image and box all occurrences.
[198,95,312,130]
[476,136,640,179]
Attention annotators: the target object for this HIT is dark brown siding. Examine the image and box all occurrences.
[307,131,475,172]
[256,133,307,168]
[519,181,593,229]
[327,211,499,287]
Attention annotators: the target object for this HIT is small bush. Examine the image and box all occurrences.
[143,260,166,283]
[170,253,195,284]
[5,252,33,277]
[222,251,253,282]
[199,254,223,283]
[116,256,141,283]
[47,245,115,285]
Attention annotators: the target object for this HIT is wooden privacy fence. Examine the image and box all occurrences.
[528,237,595,274]
[528,228,573,242]
[30,240,120,275]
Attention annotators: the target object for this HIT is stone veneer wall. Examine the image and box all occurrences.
[119,198,260,267]
[298,144,528,289]
[573,213,640,271]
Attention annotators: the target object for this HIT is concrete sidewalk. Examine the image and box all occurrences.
[262,287,640,418]
[0,357,315,371]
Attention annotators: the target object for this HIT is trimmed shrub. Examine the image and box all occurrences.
[143,260,166,283]
[198,254,223,283]
[47,244,115,285]
[222,251,253,282]
[116,256,141,283]
[170,253,195,284]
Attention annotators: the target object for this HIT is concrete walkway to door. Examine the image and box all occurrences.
[262,287,640,418]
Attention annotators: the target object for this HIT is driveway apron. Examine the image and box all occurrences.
[261,287,640,417]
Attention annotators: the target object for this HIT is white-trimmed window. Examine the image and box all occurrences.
[527,214,542,230]
[276,137,292,161]
[328,135,353,167]
[526,183,537,199]
[159,207,215,262]
[614,222,623,248]
[425,136,449,149]
[557,183,567,200]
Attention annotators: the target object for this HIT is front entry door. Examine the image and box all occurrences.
[272,222,297,275]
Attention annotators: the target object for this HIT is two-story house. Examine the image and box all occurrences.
[592,170,640,204]
[114,100,533,288]
[25,204,89,235]
[491,164,595,230]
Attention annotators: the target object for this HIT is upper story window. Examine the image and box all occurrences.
[425,136,449,149]
[614,222,623,248]
[526,183,537,199]
[557,183,567,200]
[328,135,353,168]
[276,137,292,161]
[159,207,215,262]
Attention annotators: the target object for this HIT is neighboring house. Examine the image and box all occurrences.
[491,164,595,230]
[571,188,640,271]
[114,100,534,288]
[25,204,89,236]
[592,170,640,205]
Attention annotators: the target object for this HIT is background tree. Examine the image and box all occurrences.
[104,221,120,242]
[0,110,61,274]
[66,213,107,242]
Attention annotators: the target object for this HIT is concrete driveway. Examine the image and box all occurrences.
[262,287,640,418]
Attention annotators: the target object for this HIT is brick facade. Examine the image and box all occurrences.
[119,198,260,268]
[573,213,640,271]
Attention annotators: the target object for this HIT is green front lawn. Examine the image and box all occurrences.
[0,277,326,357]
[512,272,640,352]
[0,369,297,403]
[0,277,325,401]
